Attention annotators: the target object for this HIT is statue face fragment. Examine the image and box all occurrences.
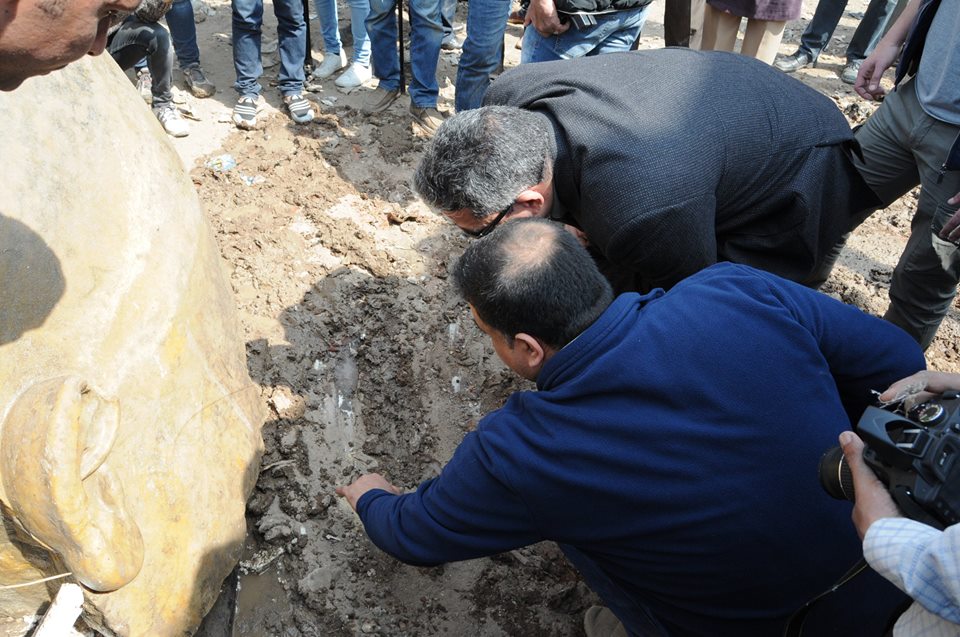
[0,56,263,636]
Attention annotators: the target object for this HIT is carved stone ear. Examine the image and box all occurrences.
[1,376,144,592]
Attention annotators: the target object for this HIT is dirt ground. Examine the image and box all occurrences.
[143,0,960,634]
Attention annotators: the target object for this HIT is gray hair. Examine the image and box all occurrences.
[414,106,552,219]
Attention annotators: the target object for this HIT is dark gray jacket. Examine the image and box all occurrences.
[485,49,880,292]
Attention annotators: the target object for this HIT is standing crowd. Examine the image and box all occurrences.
[1,0,959,635]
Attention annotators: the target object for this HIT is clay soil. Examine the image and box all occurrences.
[151,0,960,634]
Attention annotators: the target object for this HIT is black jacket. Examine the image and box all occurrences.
[485,50,880,292]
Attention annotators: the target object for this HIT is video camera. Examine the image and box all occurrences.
[819,391,960,529]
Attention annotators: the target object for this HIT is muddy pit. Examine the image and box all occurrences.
[137,0,960,634]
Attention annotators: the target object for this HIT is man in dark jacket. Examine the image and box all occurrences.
[338,218,923,636]
[416,49,881,293]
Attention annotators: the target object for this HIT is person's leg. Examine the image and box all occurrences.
[365,0,400,90]
[441,0,457,39]
[346,0,372,66]
[108,20,175,107]
[844,0,897,62]
[699,4,739,52]
[797,0,846,60]
[592,5,650,55]
[406,0,443,107]
[232,0,264,97]
[273,0,308,95]
[166,0,200,67]
[314,0,343,54]
[454,0,511,111]
[663,0,691,47]
[740,18,784,64]
[853,80,960,348]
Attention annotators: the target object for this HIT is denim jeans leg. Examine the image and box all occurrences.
[166,0,201,68]
[109,19,175,108]
[441,0,457,38]
[797,0,847,59]
[274,0,308,95]
[844,0,897,62]
[559,544,668,637]
[455,0,511,111]
[232,0,264,96]
[346,0,372,65]
[365,0,400,91]
[314,0,343,54]
[407,0,443,107]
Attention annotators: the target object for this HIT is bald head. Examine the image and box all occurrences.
[452,218,613,348]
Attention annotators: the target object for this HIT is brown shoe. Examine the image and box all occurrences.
[583,606,628,637]
[410,105,445,136]
[361,87,400,114]
[507,8,525,24]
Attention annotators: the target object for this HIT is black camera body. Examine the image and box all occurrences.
[819,391,960,529]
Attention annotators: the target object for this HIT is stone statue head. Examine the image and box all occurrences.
[0,55,263,635]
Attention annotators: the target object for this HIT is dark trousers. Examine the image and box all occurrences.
[797,0,899,62]
[108,18,174,109]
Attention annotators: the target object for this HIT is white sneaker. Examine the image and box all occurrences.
[311,50,347,80]
[334,63,372,88]
[156,105,189,137]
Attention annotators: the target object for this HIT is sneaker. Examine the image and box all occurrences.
[183,65,216,98]
[311,49,347,80]
[583,606,627,637]
[360,87,400,114]
[410,104,445,136]
[773,49,815,73]
[284,93,315,124]
[507,8,525,24]
[334,63,372,88]
[441,34,463,51]
[233,95,259,130]
[155,105,189,137]
[841,59,862,85]
[135,68,153,104]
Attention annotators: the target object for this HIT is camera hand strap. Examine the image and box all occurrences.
[782,558,868,637]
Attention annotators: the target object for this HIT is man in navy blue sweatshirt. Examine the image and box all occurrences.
[337,218,925,636]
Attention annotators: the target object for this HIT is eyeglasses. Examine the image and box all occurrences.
[463,203,514,238]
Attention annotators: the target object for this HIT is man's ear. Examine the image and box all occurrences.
[1,376,144,592]
[513,333,547,370]
[513,188,548,217]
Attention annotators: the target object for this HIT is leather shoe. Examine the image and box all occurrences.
[841,59,862,85]
[583,606,628,637]
[774,50,815,73]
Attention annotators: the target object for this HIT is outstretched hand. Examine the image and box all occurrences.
[336,473,402,512]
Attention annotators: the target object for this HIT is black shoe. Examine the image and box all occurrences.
[774,50,815,73]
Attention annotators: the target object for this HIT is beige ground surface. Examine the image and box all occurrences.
[140,0,960,634]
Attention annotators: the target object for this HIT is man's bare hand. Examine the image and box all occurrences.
[879,370,960,409]
[336,473,402,512]
[524,0,570,38]
[937,193,960,244]
[840,431,901,539]
[854,43,900,101]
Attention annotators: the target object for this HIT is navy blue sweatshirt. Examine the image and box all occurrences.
[357,263,925,635]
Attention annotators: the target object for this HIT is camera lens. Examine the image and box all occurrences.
[818,446,856,501]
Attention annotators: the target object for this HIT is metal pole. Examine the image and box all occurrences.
[303,0,314,74]
[397,0,406,93]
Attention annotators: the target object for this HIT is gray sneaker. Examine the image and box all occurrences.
[361,87,400,114]
[840,60,862,85]
[135,68,153,104]
[409,104,445,136]
[183,65,216,98]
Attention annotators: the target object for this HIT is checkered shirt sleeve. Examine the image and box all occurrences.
[864,517,960,635]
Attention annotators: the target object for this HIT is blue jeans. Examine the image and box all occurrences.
[454,0,510,111]
[366,0,442,107]
[232,0,307,97]
[166,0,201,68]
[521,5,649,63]
[108,17,174,109]
[560,545,668,637]
[798,0,898,62]
[314,0,372,65]
[441,0,457,39]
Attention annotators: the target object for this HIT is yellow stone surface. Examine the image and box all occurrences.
[0,55,264,635]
